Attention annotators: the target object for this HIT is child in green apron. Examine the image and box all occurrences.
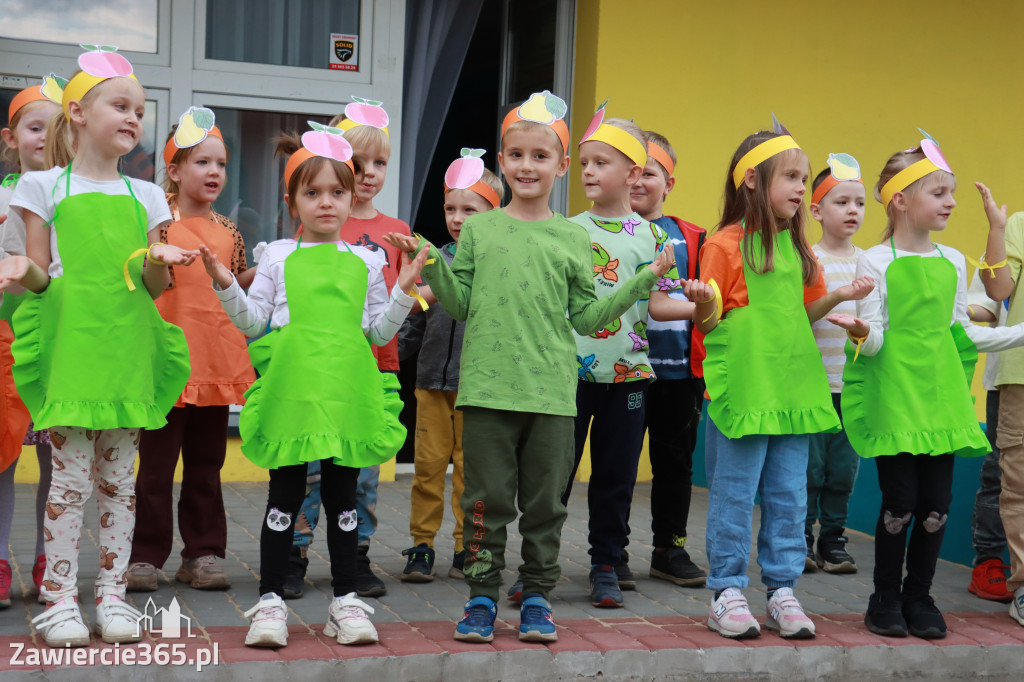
[833,136,1024,639]
[0,47,197,648]
[694,125,874,641]
[202,126,426,649]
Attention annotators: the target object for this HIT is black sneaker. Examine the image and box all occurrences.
[356,544,387,597]
[804,533,817,573]
[282,546,308,599]
[400,544,436,582]
[816,535,857,574]
[448,550,466,580]
[615,562,636,590]
[902,594,946,639]
[650,547,706,586]
[589,565,623,608]
[864,591,908,637]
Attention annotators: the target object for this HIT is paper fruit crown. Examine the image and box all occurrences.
[444,148,499,208]
[163,106,224,167]
[578,100,647,167]
[336,96,390,136]
[62,44,137,116]
[811,153,863,205]
[880,129,952,209]
[284,121,355,188]
[731,114,802,189]
[647,141,674,176]
[501,90,570,153]
[8,73,66,121]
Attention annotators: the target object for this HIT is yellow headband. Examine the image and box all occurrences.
[731,135,801,188]
[336,96,390,136]
[63,45,138,117]
[879,158,943,209]
[582,124,647,167]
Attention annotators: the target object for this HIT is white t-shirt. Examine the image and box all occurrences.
[9,167,171,278]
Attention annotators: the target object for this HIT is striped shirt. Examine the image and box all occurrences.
[810,243,862,392]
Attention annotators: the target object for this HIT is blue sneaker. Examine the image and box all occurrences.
[590,564,624,608]
[453,596,497,642]
[519,593,557,642]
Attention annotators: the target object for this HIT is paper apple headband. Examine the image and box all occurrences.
[62,44,137,117]
[647,142,674,176]
[284,121,355,189]
[811,153,863,205]
[444,148,499,208]
[335,96,390,136]
[163,107,224,167]
[731,114,802,189]
[578,100,647,167]
[880,130,953,209]
[501,90,570,153]
[9,73,66,121]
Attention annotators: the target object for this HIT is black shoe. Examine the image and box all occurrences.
[864,591,908,637]
[902,594,946,639]
[448,550,466,580]
[400,543,436,582]
[804,533,817,573]
[615,561,636,590]
[356,544,387,597]
[282,547,308,599]
[649,547,706,586]
[816,535,857,574]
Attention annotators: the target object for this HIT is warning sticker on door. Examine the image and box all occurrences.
[330,33,359,71]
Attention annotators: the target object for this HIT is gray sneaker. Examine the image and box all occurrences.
[125,562,158,592]
[176,555,230,590]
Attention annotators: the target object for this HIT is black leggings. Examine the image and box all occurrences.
[873,453,954,597]
[259,459,359,597]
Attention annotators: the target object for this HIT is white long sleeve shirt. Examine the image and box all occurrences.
[213,238,414,344]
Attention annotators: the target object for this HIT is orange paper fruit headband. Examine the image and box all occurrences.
[501,90,569,153]
[163,106,223,167]
[62,44,137,117]
[444,148,499,208]
[647,142,674,177]
[579,100,647,167]
[880,129,952,209]
[335,96,390,136]
[811,153,863,205]
[284,121,355,189]
[9,73,66,121]
[732,114,802,189]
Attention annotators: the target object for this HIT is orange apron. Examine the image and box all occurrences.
[155,216,255,407]
[0,319,31,471]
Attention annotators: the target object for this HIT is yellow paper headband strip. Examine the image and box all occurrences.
[9,74,66,121]
[732,135,801,189]
[579,101,647,167]
[336,96,390,136]
[163,107,223,167]
[811,153,863,205]
[284,121,355,189]
[647,142,674,176]
[501,90,570,153]
[443,148,500,209]
[880,129,953,209]
[62,44,137,117]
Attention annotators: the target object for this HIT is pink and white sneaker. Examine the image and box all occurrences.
[708,587,760,639]
[766,587,815,638]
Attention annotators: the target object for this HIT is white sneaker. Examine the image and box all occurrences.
[708,587,760,639]
[243,593,289,647]
[766,587,815,638]
[95,595,144,643]
[1011,586,1024,627]
[324,592,378,645]
[32,598,91,648]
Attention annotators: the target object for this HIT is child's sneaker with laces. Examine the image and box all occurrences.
[589,564,623,608]
[95,594,144,643]
[519,593,557,642]
[32,598,91,648]
[1011,586,1024,627]
[765,587,815,639]
[0,559,11,608]
[816,536,857,574]
[454,595,497,642]
[244,593,289,647]
[864,591,908,637]
[708,587,760,639]
[969,559,1013,602]
[324,593,378,644]
[125,561,159,592]
[400,543,436,582]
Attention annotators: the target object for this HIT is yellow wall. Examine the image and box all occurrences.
[571,0,1018,479]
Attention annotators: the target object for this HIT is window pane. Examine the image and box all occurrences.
[207,107,331,263]
[506,0,556,102]
[206,0,360,70]
[0,0,158,53]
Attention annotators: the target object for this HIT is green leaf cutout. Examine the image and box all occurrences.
[80,43,98,52]
[309,121,325,132]
[471,149,485,158]
[100,45,118,52]
[461,147,471,157]
[192,108,215,130]
[546,95,568,119]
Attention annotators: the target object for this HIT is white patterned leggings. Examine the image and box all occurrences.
[41,426,139,603]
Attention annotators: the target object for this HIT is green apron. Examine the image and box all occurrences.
[11,169,189,430]
[240,241,405,469]
[841,241,988,458]
[703,228,839,439]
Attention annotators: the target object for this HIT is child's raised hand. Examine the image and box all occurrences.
[825,313,870,338]
[150,243,199,267]
[198,244,234,289]
[648,242,676,277]
[383,232,421,254]
[397,247,430,293]
[683,278,715,304]
[836,276,874,302]
[976,182,1008,232]
[0,255,30,292]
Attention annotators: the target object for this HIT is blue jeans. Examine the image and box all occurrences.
[356,465,379,545]
[292,461,379,547]
[705,415,808,591]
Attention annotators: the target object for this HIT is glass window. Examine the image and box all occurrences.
[207,107,331,262]
[206,0,360,70]
[505,0,556,103]
[0,0,158,53]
